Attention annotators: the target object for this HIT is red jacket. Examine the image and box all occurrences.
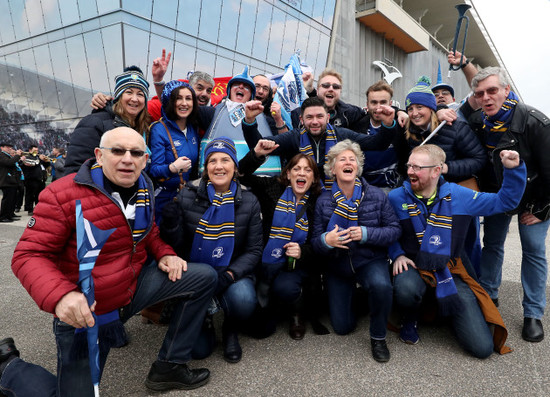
[12,161,175,315]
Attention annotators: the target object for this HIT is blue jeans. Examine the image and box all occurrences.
[479,213,549,319]
[192,277,257,359]
[326,258,392,339]
[271,269,308,305]
[0,261,217,397]
[394,267,494,358]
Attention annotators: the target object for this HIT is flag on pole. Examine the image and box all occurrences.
[273,52,309,129]
[75,200,116,397]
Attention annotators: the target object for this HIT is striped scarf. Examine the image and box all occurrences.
[327,178,362,232]
[262,186,309,264]
[90,163,151,244]
[299,123,337,189]
[407,191,463,316]
[190,179,237,268]
[482,91,519,150]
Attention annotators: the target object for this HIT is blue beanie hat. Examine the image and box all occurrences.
[405,76,437,111]
[114,66,149,102]
[161,80,194,108]
[204,137,238,167]
[226,66,255,100]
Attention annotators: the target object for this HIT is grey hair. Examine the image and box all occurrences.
[189,71,215,87]
[471,66,510,89]
[324,139,365,178]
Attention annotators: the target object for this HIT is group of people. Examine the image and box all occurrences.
[1,47,549,396]
[0,144,66,223]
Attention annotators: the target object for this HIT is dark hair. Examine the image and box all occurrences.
[279,154,322,197]
[201,152,239,182]
[164,85,199,128]
[300,96,327,114]
[28,145,38,151]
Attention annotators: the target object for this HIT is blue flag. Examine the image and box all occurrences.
[75,200,116,396]
[274,53,309,129]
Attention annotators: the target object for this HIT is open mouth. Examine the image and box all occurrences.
[235,90,245,100]
[296,178,306,188]
[343,167,354,174]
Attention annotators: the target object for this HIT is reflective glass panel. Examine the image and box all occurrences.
[96,0,119,14]
[176,0,201,36]
[198,0,222,44]
[218,0,239,50]
[78,0,98,20]
[59,0,80,25]
[195,49,216,75]
[235,0,255,55]
[172,41,196,81]
[121,0,152,18]
[266,6,285,66]
[152,0,177,27]
[251,1,271,62]
[42,0,63,31]
[83,30,110,94]
[101,24,123,93]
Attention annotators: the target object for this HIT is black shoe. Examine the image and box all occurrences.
[27,211,33,216]
[492,298,499,307]
[222,322,242,363]
[0,338,20,375]
[371,338,390,363]
[522,317,544,342]
[145,361,210,391]
[0,218,13,223]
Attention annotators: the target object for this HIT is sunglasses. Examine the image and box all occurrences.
[473,86,501,99]
[320,82,342,90]
[99,147,146,157]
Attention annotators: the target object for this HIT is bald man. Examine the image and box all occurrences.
[2,127,217,395]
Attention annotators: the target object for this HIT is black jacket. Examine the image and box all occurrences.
[291,100,367,132]
[160,178,263,280]
[462,101,550,220]
[65,104,131,175]
[0,151,21,187]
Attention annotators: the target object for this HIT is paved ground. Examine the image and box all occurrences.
[1,212,550,396]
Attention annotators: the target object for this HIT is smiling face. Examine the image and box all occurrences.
[474,75,510,117]
[229,82,252,103]
[286,157,314,200]
[407,104,432,130]
[206,152,236,193]
[317,75,342,111]
[300,106,329,136]
[331,149,358,183]
[174,87,193,120]
[119,87,146,120]
[407,152,440,197]
[367,90,392,125]
[253,75,271,103]
[95,127,148,188]
[192,79,214,106]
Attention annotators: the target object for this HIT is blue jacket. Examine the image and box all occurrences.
[149,116,199,191]
[312,178,401,278]
[387,163,527,262]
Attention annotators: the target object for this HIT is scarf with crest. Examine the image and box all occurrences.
[406,188,463,316]
[90,163,151,243]
[299,123,337,189]
[190,179,237,268]
[327,178,362,232]
[482,90,519,150]
[262,186,309,264]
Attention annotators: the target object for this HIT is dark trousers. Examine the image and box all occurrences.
[24,179,42,211]
[0,186,17,220]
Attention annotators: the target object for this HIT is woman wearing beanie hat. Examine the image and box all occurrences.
[402,76,485,183]
[64,66,151,175]
[159,136,262,364]
[148,80,200,224]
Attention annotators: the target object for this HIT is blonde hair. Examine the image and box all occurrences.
[405,111,439,142]
[410,144,446,165]
[318,68,343,86]
[113,98,151,142]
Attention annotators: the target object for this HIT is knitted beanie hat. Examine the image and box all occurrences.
[405,76,436,111]
[226,66,256,100]
[114,66,149,102]
[204,136,238,167]
[161,80,194,108]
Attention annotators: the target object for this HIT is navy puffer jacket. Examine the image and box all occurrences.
[312,178,401,278]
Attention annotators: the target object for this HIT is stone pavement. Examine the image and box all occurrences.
[1,212,549,396]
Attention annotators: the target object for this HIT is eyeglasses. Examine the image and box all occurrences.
[473,86,501,99]
[254,84,270,93]
[99,147,146,157]
[405,163,439,172]
[320,82,342,90]
[434,90,452,97]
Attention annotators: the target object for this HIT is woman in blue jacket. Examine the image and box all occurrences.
[312,139,401,363]
[149,80,200,223]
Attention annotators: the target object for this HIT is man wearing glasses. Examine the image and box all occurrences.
[459,66,550,343]
[389,144,526,357]
[290,69,368,132]
[2,127,217,395]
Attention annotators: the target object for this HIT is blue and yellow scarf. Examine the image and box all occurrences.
[407,191,463,316]
[262,186,309,264]
[299,123,337,189]
[327,178,362,232]
[190,180,237,268]
[482,90,519,150]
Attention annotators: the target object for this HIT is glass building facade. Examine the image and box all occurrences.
[0,0,335,150]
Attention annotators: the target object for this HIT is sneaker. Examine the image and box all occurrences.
[145,361,209,391]
[399,321,419,345]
